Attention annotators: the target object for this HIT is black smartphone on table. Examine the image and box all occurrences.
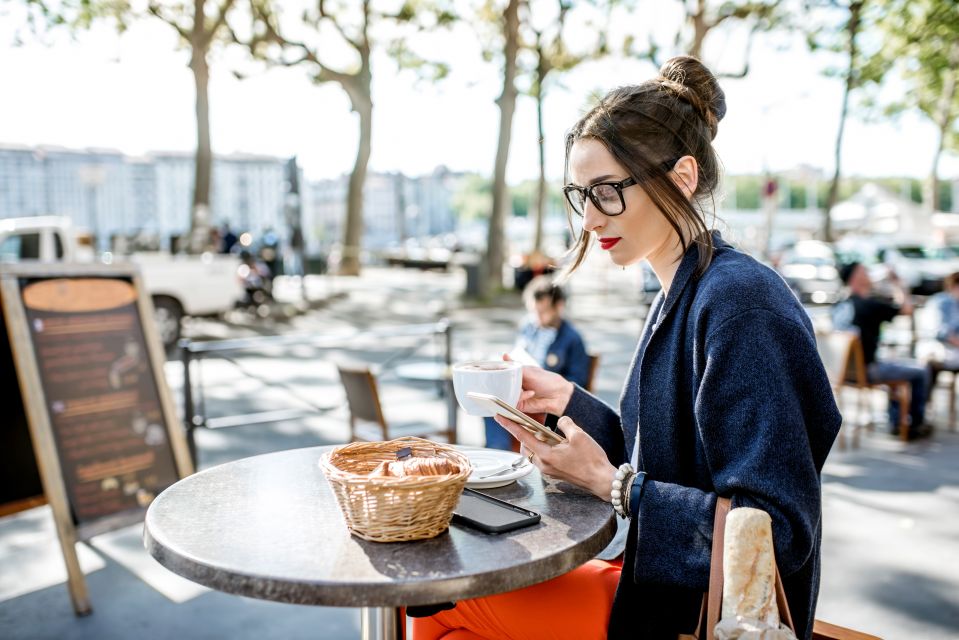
[452,488,541,534]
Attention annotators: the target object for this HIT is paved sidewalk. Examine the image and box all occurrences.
[2,265,957,639]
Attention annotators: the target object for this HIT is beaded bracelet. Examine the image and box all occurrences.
[611,463,634,518]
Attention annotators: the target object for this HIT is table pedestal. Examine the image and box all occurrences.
[361,606,405,640]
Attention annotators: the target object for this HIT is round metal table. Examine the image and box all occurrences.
[143,446,616,640]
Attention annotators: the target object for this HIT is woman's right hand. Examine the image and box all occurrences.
[506,357,574,417]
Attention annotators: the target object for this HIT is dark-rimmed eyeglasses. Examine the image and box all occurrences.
[562,159,679,217]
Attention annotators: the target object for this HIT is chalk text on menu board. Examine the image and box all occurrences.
[22,277,179,525]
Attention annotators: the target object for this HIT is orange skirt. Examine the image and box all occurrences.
[411,559,623,640]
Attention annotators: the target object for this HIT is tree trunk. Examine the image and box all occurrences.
[926,128,946,216]
[189,45,213,254]
[533,53,547,255]
[823,1,862,242]
[924,42,959,214]
[689,0,707,59]
[481,0,521,298]
[341,88,372,276]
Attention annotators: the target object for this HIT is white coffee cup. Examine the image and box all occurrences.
[452,360,523,417]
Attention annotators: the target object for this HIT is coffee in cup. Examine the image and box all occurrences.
[452,360,523,416]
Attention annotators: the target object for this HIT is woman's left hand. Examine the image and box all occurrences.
[494,414,617,501]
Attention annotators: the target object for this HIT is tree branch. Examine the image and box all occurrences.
[318,0,363,51]
[245,0,356,85]
[718,21,761,78]
[148,3,190,40]
[208,0,237,37]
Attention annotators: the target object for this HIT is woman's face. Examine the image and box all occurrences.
[567,138,676,268]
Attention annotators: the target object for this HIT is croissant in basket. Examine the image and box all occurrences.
[369,456,457,477]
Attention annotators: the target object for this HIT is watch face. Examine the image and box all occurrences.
[546,353,559,367]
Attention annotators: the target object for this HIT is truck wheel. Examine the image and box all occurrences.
[152,296,184,349]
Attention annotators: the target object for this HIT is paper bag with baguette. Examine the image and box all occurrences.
[713,507,798,640]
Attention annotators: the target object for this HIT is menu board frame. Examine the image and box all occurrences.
[0,262,193,616]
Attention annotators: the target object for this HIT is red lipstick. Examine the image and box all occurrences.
[598,237,621,250]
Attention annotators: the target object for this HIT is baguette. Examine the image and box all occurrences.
[721,507,779,626]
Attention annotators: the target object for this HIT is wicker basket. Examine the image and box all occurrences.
[319,437,472,542]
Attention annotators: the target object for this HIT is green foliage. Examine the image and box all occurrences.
[857,1,959,147]
[387,38,450,82]
[787,184,806,210]
[722,174,952,211]
[451,174,493,222]
[450,176,566,222]
[18,0,133,36]
[727,175,762,209]
[618,0,790,72]
[509,179,564,218]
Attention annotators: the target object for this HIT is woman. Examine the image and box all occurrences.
[415,56,840,640]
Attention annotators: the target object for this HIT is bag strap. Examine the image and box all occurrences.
[704,497,731,640]
[703,498,796,640]
[774,563,795,631]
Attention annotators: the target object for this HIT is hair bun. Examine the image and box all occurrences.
[658,56,726,140]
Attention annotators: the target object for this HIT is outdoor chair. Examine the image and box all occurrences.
[585,353,601,393]
[815,330,911,446]
[336,362,453,443]
[812,620,882,640]
[927,360,959,433]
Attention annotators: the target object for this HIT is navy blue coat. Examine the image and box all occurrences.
[564,233,841,640]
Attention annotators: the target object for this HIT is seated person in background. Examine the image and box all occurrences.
[931,271,959,365]
[484,276,590,450]
[833,262,931,438]
[925,271,959,392]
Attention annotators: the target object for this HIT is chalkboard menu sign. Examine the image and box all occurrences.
[21,276,182,525]
[0,263,192,615]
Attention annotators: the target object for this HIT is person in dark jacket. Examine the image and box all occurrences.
[414,56,841,640]
[833,262,931,438]
[484,275,591,450]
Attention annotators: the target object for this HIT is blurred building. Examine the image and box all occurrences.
[151,151,287,248]
[1,145,467,257]
[304,166,466,255]
[0,146,146,249]
[0,145,287,251]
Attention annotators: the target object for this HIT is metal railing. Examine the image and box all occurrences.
[178,319,454,466]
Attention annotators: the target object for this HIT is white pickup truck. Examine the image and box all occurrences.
[0,216,244,348]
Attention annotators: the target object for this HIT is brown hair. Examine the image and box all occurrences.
[523,275,567,308]
[945,272,959,291]
[561,56,726,279]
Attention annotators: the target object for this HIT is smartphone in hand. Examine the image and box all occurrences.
[465,391,566,445]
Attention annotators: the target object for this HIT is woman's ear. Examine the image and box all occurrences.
[669,156,699,199]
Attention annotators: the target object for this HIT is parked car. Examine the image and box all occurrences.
[834,237,959,297]
[777,240,841,305]
[874,244,959,296]
[0,216,244,348]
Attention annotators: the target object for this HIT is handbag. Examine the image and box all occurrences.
[686,497,882,640]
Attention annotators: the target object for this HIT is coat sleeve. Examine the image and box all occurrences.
[631,308,839,589]
[563,385,626,464]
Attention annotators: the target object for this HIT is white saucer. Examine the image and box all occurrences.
[456,446,533,489]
